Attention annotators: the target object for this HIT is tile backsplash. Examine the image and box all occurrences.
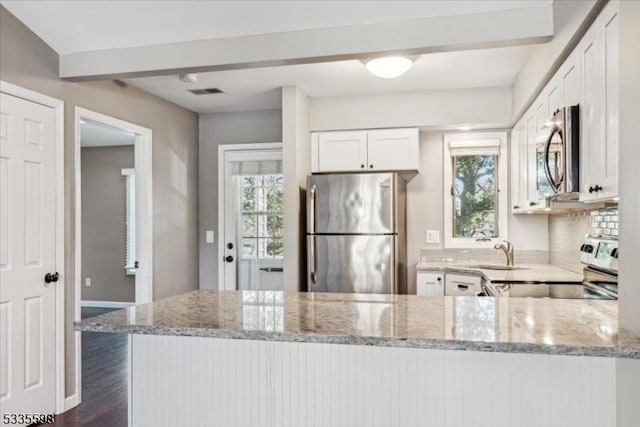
[590,209,619,237]
[548,211,591,273]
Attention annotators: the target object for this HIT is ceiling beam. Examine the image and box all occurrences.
[60,6,553,81]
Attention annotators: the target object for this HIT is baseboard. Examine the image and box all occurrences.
[64,393,80,411]
[81,300,134,309]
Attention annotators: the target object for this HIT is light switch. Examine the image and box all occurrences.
[85,277,91,287]
[426,230,440,244]
[206,230,215,243]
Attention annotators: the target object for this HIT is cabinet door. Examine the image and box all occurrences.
[416,272,444,297]
[560,52,580,107]
[366,128,419,171]
[546,75,563,117]
[598,1,619,200]
[525,112,538,206]
[315,131,368,172]
[578,25,602,201]
[510,126,521,212]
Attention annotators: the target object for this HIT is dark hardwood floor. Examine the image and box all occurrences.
[50,308,128,427]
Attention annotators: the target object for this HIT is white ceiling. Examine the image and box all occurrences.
[2,0,552,54]
[81,120,135,148]
[124,45,534,113]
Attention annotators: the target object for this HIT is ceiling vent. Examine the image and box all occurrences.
[188,88,224,95]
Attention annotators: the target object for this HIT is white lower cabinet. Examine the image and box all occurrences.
[445,273,482,296]
[416,271,445,296]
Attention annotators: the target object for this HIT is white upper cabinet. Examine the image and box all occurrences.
[366,128,420,172]
[312,131,368,172]
[560,52,579,107]
[510,118,528,212]
[579,0,619,202]
[311,128,419,173]
[510,1,619,211]
[598,1,619,201]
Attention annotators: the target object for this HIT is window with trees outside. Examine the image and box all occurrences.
[238,174,284,259]
[443,133,508,248]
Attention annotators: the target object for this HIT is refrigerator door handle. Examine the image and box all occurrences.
[309,184,318,234]
[309,235,318,284]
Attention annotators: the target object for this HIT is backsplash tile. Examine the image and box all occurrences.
[548,211,591,273]
[590,209,619,237]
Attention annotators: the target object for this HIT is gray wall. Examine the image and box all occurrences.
[0,6,199,398]
[199,110,282,289]
[81,146,135,302]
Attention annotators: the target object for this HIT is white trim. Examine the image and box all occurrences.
[443,131,509,249]
[217,143,283,290]
[64,394,80,411]
[73,107,153,406]
[0,81,67,414]
[80,300,135,309]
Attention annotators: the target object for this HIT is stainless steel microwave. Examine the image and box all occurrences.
[535,105,580,200]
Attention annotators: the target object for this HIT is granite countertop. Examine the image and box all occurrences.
[416,262,584,283]
[75,290,640,359]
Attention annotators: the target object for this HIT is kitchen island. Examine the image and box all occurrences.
[76,290,640,427]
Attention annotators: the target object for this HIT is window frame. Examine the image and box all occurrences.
[443,132,508,249]
[235,174,284,261]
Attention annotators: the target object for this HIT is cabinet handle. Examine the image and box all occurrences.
[361,164,365,169]
[529,201,537,207]
[513,205,520,210]
[369,164,373,169]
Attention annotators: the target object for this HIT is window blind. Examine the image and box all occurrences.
[122,168,137,275]
[229,159,282,176]
[448,138,501,157]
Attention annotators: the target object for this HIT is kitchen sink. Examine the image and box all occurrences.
[471,264,529,271]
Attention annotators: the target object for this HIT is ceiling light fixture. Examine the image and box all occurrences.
[365,56,414,79]
[179,73,198,84]
[458,125,473,131]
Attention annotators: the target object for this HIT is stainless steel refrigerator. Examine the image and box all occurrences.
[306,173,407,294]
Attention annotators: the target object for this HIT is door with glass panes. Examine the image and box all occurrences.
[221,146,284,290]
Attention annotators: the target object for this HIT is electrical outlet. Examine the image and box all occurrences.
[85,277,91,287]
[426,230,440,244]
[206,230,215,243]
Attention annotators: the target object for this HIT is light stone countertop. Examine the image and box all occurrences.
[75,290,640,359]
[416,262,584,283]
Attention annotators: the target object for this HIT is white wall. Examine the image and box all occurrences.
[310,87,511,131]
[282,87,311,291]
[617,0,640,337]
[198,110,283,289]
[511,0,599,120]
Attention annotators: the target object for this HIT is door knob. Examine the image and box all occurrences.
[225,255,234,263]
[44,272,59,283]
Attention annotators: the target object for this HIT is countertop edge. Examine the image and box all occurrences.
[415,264,584,284]
[73,322,640,360]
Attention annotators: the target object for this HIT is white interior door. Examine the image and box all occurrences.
[221,147,284,290]
[0,94,58,419]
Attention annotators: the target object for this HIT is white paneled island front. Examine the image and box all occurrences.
[76,290,640,427]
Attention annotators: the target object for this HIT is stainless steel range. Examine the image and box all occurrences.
[482,236,618,300]
[579,236,618,300]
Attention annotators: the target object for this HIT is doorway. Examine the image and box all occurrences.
[74,108,153,310]
[218,143,284,291]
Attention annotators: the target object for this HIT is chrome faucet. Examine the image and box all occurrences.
[494,240,515,266]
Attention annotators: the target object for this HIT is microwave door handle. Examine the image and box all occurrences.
[543,127,559,192]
